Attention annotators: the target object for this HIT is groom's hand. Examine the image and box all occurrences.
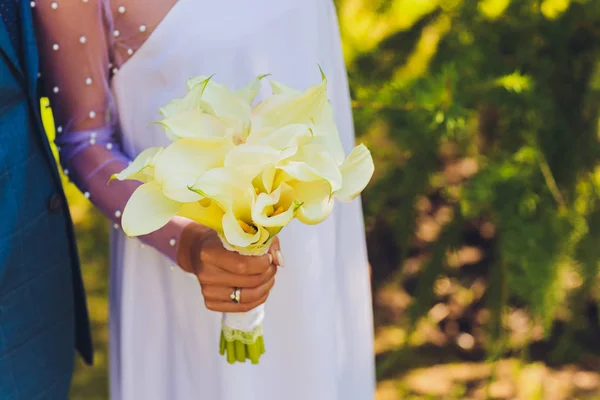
[177,223,281,313]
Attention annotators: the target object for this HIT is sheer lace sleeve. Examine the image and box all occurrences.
[33,0,188,264]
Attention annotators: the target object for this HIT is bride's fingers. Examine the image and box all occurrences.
[268,237,284,267]
[201,278,275,303]
[198,264,277,288]
[204,293,270,313]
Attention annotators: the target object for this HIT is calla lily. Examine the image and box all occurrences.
[250,77,328,133]
[224,144,283,171]
[153,138,233,202]
[290,179,336,225]
[157,110,229,142]
[276,143,343,192]
[117,138,233,236]
[190,166,256,208]
[159,79,207,118]
[246,123,312,150]
[269,79,300,96]
[252,183,302,229]
[186,75,252,141]
[178,198,226,234]
[111,146,163,183]
[121,181,183,237]
[235,74,269,105]
[189,167,269,249]
[334,144,375,202]
[309,102,347,166]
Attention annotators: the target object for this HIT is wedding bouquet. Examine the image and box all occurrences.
[113,69,374,364]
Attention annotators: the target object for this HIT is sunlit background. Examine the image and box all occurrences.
[42,0,600,398]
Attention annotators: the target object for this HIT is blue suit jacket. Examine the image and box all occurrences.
[0,2,92,399]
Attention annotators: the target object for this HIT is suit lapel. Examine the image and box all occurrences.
[0,13,24,79]
[18,2,62,188]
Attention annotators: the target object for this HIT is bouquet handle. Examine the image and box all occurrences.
[220,304,266,364]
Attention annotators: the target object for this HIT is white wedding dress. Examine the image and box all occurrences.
[34,1,374,399]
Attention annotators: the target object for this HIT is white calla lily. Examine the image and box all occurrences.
[159,80,207,118]
[277,144,343,192]
[121,181,182,236]
[269,79,300,95]
[153,138,233,202]
[111,146,163,183]
[251,183,301,228]
[251,77,328,132]
[184,75,253,143]
[157,110,228,142]
[289,179,335,225]
[224,144,285,174]
[235,75,269,105]
[187,75,251,122]
[247,123,311,149]
[178,199,225,233]
[309,102,346,165]
[334,144,375,202]
[190,167,254,211]
[222,211,264,248]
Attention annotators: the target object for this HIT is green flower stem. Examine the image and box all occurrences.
[219,330,265,364]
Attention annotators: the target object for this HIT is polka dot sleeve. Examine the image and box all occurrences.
[33,0,188,265]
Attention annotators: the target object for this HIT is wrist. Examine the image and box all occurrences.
[177,221,212,274]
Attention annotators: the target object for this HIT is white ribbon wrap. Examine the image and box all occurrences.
[221,304,265,344]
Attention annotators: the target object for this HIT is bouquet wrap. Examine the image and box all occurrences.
[219,240,271,364]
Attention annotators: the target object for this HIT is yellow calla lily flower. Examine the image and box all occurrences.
[251,183,302,228]
[334,144,375,202]
[111,146,163,183]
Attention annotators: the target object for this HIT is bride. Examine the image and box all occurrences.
[33,0,374,399]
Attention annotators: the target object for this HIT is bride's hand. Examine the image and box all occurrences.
[177,223,281,313]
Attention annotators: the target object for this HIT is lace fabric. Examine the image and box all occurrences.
[32,0,186,262]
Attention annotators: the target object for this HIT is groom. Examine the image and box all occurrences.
[0,1,92,398]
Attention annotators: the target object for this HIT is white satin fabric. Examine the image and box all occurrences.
[109,0,375,398]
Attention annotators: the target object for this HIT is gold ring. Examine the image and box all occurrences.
[230,288,240,304]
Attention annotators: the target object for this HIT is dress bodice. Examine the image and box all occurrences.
[31,0,342,263]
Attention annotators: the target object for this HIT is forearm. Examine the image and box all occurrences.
[62,129,196,264]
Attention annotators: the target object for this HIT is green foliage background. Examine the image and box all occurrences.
[47,0,600,398]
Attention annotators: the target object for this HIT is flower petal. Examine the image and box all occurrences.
[334,144,375,202]
[260,165,277,193]
[224,144,283,173]
[235,75,268,105]
[111,146,163,183]
[178,199,225,233]
[252,79,328,131]
[248,123,311,149]
[154,138,232,202]
[310,102,346,165]
[190,167,255,211]
[197,77,251,120]
[121,181,182,236]
[269,80,300,95]
[161,176,203,202]
[186,75,212,91]
[157,109,228,141]
[158,82,206,118]
[251,184,300,227]
[222,211,262,248]
[277,144,342,191]
[292,179,335,225]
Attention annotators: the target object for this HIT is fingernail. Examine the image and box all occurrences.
[275,250,285,267]
[268,253,273,265]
